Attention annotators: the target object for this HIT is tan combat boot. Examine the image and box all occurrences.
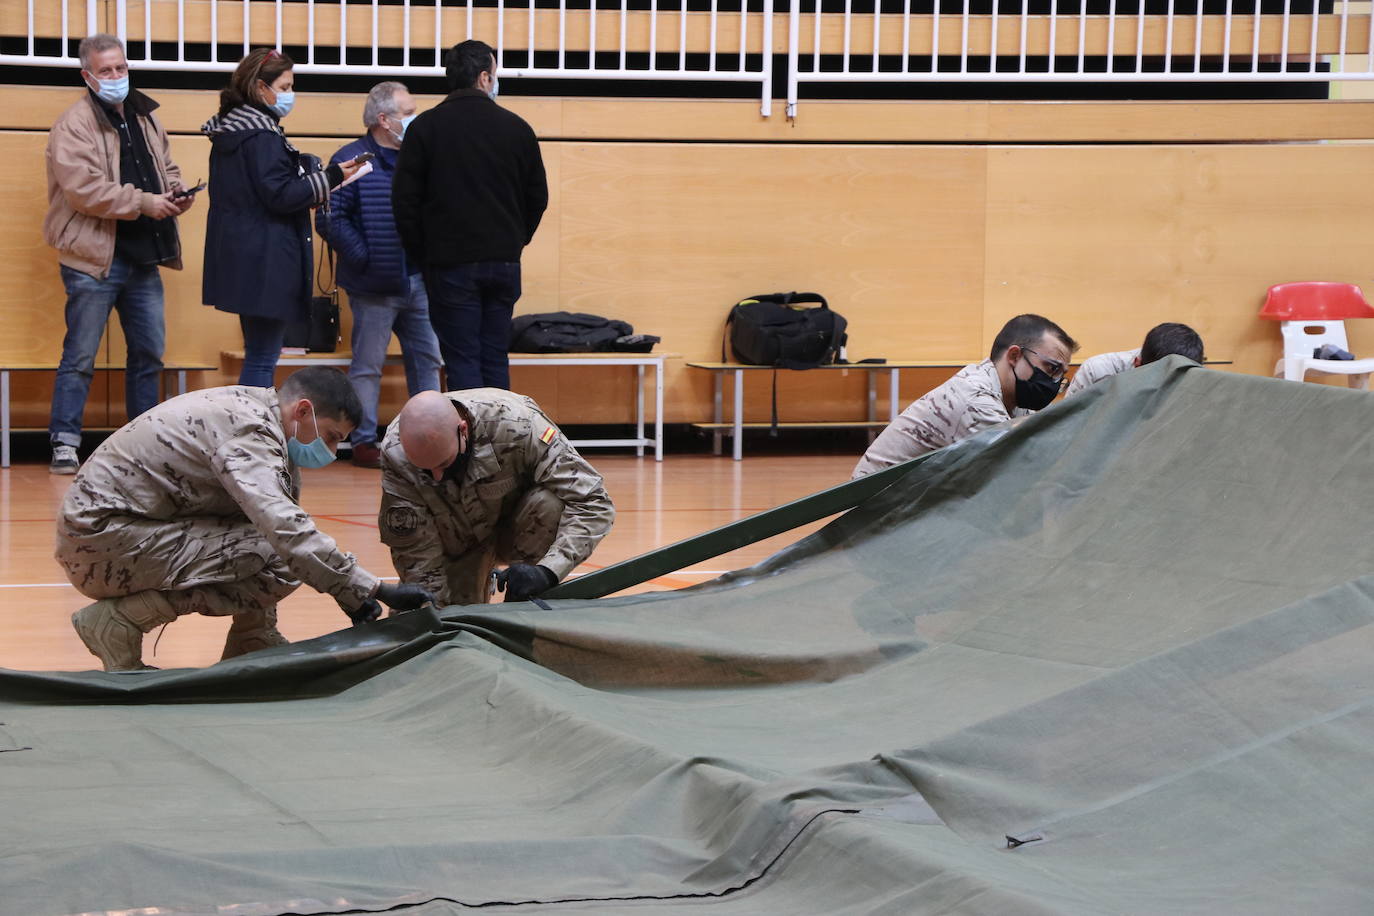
[71,592,176,672]
[220,605,289,661]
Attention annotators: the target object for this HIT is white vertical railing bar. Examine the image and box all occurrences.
[1047,0,1056,73]
[438,0,445,69]
[1250,0,1260,72]
[401,0,409,67]
[466,0,473,42]
[1280,0,1290,72]
[787,0,800,115]
[211,0,218,63]
[739,0,749,72]
[901,0,909,73]
[1308,0,1320,68]
[307,0,315,65]
[242,0,249,55]
[931,0,941,72]
[277,0,284,52]
[1020,0,1029,74]
[337,0,345,68]
[1163,0,1173,74]
[843,0,851,74]
[959,0,969,73]
[650,0,658,69]
[116,0,127,45]
[872,3,881,74]
[178,0,186,63]
[561,0,568,70]
[27,0,34,58]
[760,0,772,114]
[1335,0,1348,74]
[497,0,505,72]
[1222,0,1232,73]
[60,0,68,58]
[87,0,96,42]
[1135,0,1145,74]
[528,0,536,72]
[990,0,1000,74]
[678,0,686,71]
[592,0,600,71]
[618,0,626,70]
[143,0,150,59]
[707,0,716,70]
[371,0,378,66]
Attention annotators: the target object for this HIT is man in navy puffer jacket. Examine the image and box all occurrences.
[317,82,442,468]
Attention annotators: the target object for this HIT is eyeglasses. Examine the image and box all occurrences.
[1021,346,1069,386]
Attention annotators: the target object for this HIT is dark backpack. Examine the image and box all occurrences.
[725,292,848,368]
[509,312,658,353]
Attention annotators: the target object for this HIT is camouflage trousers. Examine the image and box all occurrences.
[57,518,300,645]
[445,487,564,606]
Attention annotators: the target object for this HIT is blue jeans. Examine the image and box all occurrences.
[347,274,443,444]
[238,316,287,388]
[424,261,522,390]
[50,258,165,447]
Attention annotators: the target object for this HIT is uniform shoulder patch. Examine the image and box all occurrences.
[277,468,296,499]
[540,426,557,444]
[383,504,420,538]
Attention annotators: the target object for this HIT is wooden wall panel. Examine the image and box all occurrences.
[983,144,1374,380]
[7,90,1374,433]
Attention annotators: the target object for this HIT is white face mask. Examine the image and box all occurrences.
[486,75,499,100]
[88,74,129,104]
[388,112,418,142]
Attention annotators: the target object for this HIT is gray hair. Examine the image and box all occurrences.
[362,81,408,129]
[78,34,125,70]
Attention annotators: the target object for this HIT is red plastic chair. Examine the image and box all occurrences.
[1259,282,1374,388]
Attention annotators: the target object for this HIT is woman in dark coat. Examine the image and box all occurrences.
[201,48,363,386]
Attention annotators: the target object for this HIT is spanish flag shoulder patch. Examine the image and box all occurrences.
[540,426,557,444]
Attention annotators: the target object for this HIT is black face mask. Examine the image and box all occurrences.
[1014,357,1061,411]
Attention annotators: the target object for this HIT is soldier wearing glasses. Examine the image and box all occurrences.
[852,314,1078,478]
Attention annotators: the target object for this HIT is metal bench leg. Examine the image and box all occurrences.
[1,369,9,469]
[733,369,744,461]
[636,364,645,457]
[712,372,723,456]
[654,359,664,462]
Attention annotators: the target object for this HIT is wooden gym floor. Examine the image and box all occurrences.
[0,452,857,673]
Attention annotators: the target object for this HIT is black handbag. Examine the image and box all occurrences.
[284,245,340,352]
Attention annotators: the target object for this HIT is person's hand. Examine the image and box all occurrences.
[345,597,383,625]
[139,191,180,220]
[375,581,435,612]
[338,157,366,182]
[494,564,558,603]
[171,189,195,214]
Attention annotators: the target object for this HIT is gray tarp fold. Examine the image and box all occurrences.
[5,357,1374,914]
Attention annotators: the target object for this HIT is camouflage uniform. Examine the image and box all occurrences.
[56,386,380,659]
[852,360,1027,479]
[379,389,614,606]
[1065,348,1140,397]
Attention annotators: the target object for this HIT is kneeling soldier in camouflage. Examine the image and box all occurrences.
[380,389,614,606]
[56,367,433,671]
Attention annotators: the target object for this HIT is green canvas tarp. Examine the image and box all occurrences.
[5,357,1374,915]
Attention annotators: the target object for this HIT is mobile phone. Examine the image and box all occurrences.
[351,152,376,166]
[172,180,205,200]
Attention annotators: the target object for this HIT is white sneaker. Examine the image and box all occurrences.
[49,445,79,475]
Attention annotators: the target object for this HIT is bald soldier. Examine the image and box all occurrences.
[853,314,1078,478]
[57,367,433,671]
[1064,322,1204,397]
[380,389,614,605]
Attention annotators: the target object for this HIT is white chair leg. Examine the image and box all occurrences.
[1282,358,1307,382]
[1347,373,1371,390]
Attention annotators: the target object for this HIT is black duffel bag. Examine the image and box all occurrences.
[725,292,847,368]
[509,311,659,353]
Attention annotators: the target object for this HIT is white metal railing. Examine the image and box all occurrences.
[3,0,1372,118]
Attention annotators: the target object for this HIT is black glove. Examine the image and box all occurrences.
[345,598,383,625]
[375,582,435,612]
[494,564,558,602]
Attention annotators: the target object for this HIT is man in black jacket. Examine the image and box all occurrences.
[392,40,549,391]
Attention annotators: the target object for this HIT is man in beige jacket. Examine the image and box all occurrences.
[43,34,193,476]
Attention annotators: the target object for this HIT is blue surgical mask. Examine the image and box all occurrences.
[286,402,335,469]
[269,90,295,119]
[486,76,499,101]
[90,75,129,104]
[388,112,418,143]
